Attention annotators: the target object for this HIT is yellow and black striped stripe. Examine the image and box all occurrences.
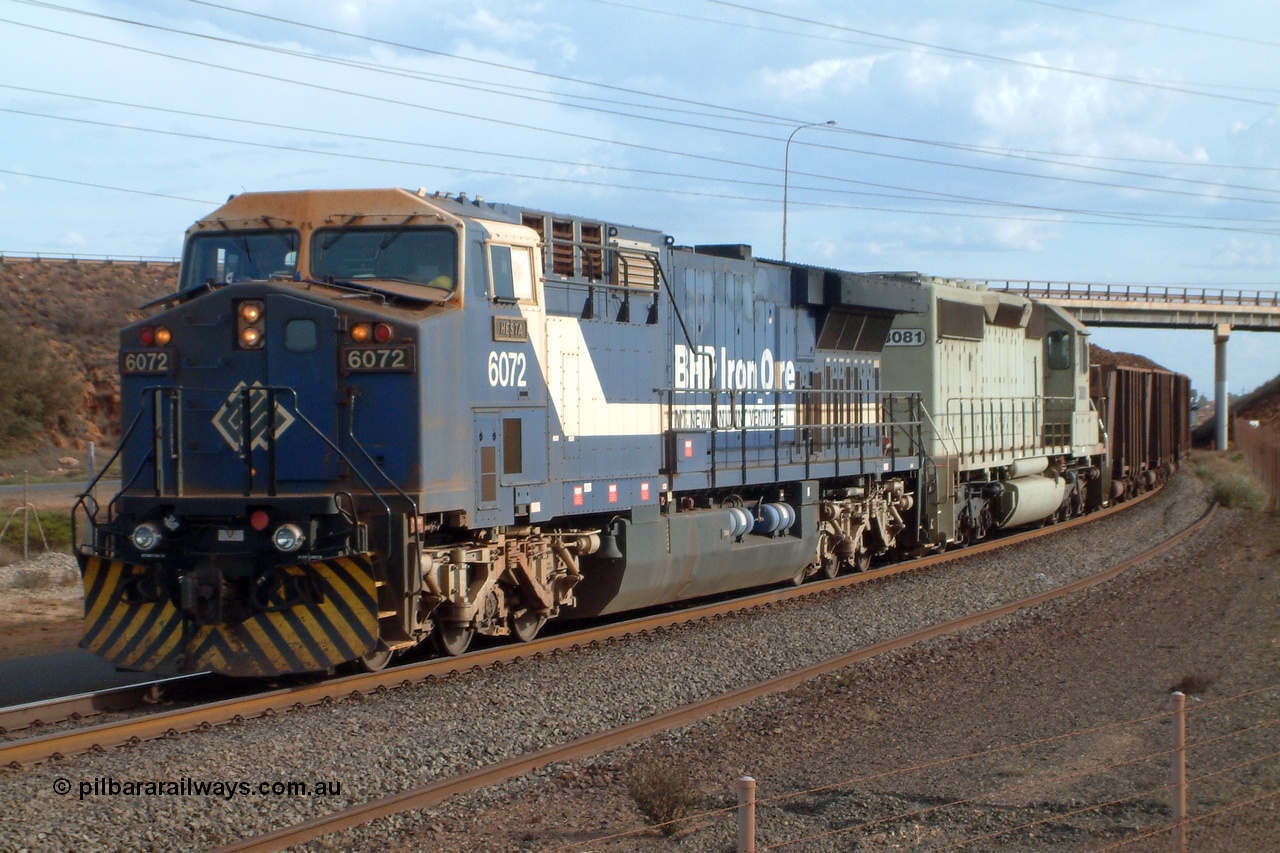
[78,554,379,677]
[80,556,185,674]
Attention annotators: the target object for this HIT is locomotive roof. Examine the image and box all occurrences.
[197,188,670,247]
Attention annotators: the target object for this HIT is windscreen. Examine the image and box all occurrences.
[180,230,300,290]
[310,226,457,292]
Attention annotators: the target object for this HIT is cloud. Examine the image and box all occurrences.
[991,217,1052,252]
[759,55,879,99]
[1212,239,1279,269]
[454,7,538,44]
[1229,110,1280,165]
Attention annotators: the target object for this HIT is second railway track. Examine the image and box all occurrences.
[0,487,1159,767]
[214,499,1222,853]
[0,474,1217,851]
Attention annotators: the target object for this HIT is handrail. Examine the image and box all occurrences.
[659,385,926,478]
[75,383,398,560]
[942,395,1077,463]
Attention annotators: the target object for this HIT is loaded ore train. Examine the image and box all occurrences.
[75,188,1189,677]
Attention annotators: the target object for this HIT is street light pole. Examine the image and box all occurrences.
[783,120,836,262]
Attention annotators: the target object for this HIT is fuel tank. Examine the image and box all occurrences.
[995,474,1066,529]
[569,503,817,617]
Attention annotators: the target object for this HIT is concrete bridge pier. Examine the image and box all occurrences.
[1215,323,1231,451]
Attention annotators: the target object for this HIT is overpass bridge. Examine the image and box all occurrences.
[985,281,1280,450]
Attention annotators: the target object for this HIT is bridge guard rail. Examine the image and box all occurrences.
[988,281,1280,307]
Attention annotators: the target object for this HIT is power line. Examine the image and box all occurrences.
[1015,0,1280,51]
[6,106,1279,238]
[5,8,1278,210]
[179,0,1280,178]
[12,85,1280,227]
[6,1,1279,238]
[181,0,1280,177]
[0,168,216,204]
[696,0,1280,109]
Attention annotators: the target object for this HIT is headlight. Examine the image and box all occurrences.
[272,523,305,553]
[131,522,163,551]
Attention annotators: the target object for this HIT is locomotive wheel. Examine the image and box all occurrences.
[357,643,394,673]
[509,608,547,643]
[817,531,840,580]
[433,624,475,657]
[853,547,871,573]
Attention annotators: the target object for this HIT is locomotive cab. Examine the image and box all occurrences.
[880,279,1104,546]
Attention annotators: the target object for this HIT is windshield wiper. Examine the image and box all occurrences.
[258,214,296,252]
[320,214,364,251]
[377,215,421,252]
[215,219,252,262]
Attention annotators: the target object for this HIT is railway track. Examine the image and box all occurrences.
[207,498,1218,853]
[0,674,206,736]
[0,489,1160,769]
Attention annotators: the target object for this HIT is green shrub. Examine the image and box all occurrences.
[0,314,83,445]
[1212,473,1268,511]
[0,509,74,552]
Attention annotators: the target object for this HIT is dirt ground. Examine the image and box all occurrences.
[0,612,82,661]
[2,493,1276,851]
[402,504,1279,852]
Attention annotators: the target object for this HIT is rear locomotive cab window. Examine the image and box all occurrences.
[181,230,300,289]
[1046,330,1073,370]
[310,226,457,291]
[490,244,535,302]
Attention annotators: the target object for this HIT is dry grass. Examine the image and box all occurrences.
[1190,450,1270,511]
[626,756,703,836]
[1170,673,1216,696]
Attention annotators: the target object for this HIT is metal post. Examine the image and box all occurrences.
[1171,691,1188,853]
[22,472,29,562]
[782,120,835,261]
[1215,324,1231,451]
[737,775,757,853]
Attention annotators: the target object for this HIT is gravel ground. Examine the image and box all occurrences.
[0,551,83,661]
[3,473,1265,852]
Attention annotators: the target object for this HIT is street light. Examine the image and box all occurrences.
[782,120,836,262]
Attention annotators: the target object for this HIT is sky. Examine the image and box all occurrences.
[2,0,1280,399]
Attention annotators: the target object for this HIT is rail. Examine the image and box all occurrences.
[207,493,1212,853]
[1,488,1164,770]
[987,280,1280,307]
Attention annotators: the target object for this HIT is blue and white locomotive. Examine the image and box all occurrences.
[77,187,1108,677]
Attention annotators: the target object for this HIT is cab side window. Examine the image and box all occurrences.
[1046,330,1072,370]
[490,244,535,302]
